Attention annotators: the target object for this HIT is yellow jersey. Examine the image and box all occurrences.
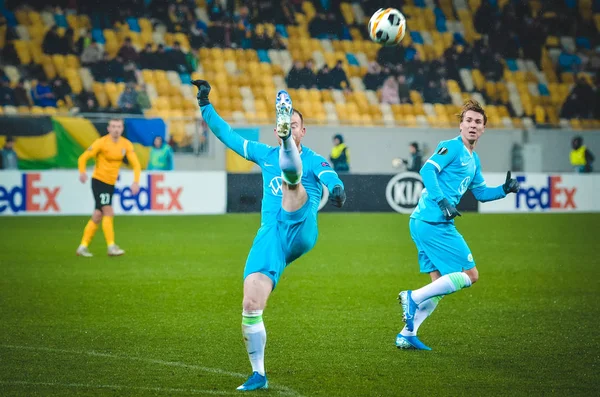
[78,135,141,186]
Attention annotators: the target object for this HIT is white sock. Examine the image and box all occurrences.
[279,137,302,185]
[401,296,442,336]
[411,272,472,305]
[242,310,266,376]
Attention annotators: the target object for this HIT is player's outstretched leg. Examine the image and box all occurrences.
[276,90,302,185]
[237,273,271,391]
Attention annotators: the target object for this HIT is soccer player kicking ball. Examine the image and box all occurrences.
[76,118,141,257]
[396,100,520,350]
[191,80,346,391]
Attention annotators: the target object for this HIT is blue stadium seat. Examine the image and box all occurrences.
[452,32,466,46]
[576,37,591,50]
[91,28,105,44]
[180,73,191,85]
[538,84,550,96]
[405,47,417,61]
[346,53,359,66]
[127,17,141,32]
[257,49,271,63]
[410,31,424,44]
[275,24,288,38]
[506,59,518,71]
[1,9,18,27]
[414,0,426,7]
[55,13,68,28]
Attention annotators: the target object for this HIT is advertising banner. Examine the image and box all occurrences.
[479,173,597,213]
[0,171,226,215]
[227,173,478,213]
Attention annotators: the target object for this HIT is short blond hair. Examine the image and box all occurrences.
[457,100,487,125]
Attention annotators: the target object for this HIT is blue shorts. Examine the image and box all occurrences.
[244,200,318,289]
[409,218,475,275]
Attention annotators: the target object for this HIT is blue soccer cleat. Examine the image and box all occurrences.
[398,290,418,332]
[236,372,268,391]
[395,333,432,351]
[275,90,293,140]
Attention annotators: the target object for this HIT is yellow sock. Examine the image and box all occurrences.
[102,216,115,247]
[80,220,99,247]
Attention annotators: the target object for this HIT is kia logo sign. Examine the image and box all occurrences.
[386,172,424,213]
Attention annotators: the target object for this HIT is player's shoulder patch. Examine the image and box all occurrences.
[320,161,331,167]
[437,147,448,155]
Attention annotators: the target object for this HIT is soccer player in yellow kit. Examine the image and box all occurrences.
[76,118,141,257]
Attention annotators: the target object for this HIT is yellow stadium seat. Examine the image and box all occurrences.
[31,106,44,115]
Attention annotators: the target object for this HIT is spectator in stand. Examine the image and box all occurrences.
[81,40,103,66]
[13,79,30,107]
[60,28,77,55]
[75,30,92,55]
[316,64,334,90]
[91,52,111,81]
[252,29,272,50]
[169,41,191,73]
[138,44,156,69]
[77,90,100,113]
[397,75,411,104]
[482,53,504,82]
[298,59,317,88]
[363,61,385,91]
[330,60,351,90]
[107,56,126,82]
[154,44,171,70]
[117,37,139,64]
[381,76,400,105]
[32,80,57,107]
[117,83,141,114]
[272,32,287,50]
[190,24,212,49]
[309,13,331,39]
[0,79,15,106]
[42,26,61,55]
[377,45,405,69]
[401,142,423,172]
[286,61,304,89]
[136,84,151,111]
[51,77,72,104]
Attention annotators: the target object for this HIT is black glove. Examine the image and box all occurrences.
[330,185,346,208]
[502,171,520,194]
[438,198,461,220]
[191,79,211,108]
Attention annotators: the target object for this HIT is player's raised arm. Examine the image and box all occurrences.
[313,158,346,208]
[192,80,269,163]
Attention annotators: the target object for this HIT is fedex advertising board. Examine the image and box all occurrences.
[0,171,226,215]
[479,173,597,213]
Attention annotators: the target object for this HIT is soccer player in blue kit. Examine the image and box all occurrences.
[191,80,346,391]
[396,100,520,351]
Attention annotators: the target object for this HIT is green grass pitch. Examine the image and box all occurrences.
[0,213,598,396]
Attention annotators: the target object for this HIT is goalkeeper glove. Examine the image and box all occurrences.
[330,185,346,208]
[191,80,211,108]
[502,171,520,194]
[437,198,461,220]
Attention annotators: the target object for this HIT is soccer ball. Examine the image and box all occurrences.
[368,8,406,46]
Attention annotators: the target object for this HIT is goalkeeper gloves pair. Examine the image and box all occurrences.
[438,171,520,221]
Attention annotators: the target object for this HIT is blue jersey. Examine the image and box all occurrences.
[411,136,506,223]
[201,105,343,225]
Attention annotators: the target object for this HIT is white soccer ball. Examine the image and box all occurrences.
[368,8,407,46]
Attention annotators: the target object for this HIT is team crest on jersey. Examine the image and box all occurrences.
[437,147,448,155]
[269,176,283,196]
[459,176,471,195]
[121,149,126,156]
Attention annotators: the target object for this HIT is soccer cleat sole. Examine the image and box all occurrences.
[275,90,293,139]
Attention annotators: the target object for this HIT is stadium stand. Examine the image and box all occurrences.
[1,0,599,136]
